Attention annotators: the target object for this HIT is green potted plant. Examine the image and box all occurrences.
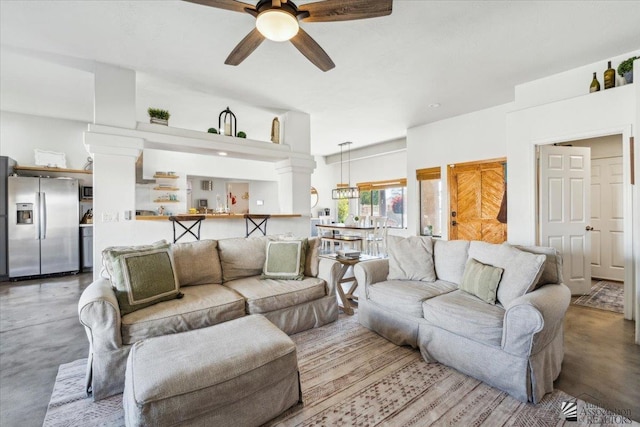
[148,108,171,125]
[617,56,638,84]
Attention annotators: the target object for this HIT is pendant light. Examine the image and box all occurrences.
[332,142,359,199]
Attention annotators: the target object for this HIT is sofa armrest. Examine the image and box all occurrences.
[502,283,571,356]
[318,257,342,297]
[354,259,389,299]
[78,278,123,351]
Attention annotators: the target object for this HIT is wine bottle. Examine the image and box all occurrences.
[604,61,615,89]
[590,72,600,93]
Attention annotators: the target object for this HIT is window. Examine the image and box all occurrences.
[357,179,407,228]
[417,167,443,237]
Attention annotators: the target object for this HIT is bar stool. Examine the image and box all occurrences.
[244,214,270,237]
[169,215,206,243]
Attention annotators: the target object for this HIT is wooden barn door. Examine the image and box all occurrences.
[449,158,507,243]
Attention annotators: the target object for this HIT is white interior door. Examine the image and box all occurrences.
[539,145,591,295]
[591,157,624,281]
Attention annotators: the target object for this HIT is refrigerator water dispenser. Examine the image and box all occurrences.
[16,203,33,224]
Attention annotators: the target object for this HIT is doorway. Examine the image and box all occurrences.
[538,134,629,311]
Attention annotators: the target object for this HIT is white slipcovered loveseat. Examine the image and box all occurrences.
[354,236,570,403]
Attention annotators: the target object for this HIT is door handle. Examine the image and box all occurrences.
[585,226,594,231]
[451,211,457,217]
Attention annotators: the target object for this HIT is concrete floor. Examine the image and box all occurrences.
[0,273,639,426]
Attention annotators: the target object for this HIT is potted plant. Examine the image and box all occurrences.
[148,108,171,125]
[617,56,638,84]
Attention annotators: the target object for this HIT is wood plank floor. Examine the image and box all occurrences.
[0,273,638,426]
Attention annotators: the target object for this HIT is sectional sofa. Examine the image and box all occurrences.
[354,236,571,403]
[78,236,340,400]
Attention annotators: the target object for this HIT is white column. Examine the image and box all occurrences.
[88,64,140,279]
[282,111,311,153]
[84,133,143,279]
[275,157,316,214]
[94,63,136,129]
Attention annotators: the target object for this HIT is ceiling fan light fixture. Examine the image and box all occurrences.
[256,9,299,42]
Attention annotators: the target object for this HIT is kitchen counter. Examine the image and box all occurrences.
[79,223,93,227]
[136,213,301,221]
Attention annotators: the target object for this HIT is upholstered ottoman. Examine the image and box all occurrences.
[123,314,301,426]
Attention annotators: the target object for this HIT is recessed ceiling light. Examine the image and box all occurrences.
[428,103,441,108]
[218,152,228,156]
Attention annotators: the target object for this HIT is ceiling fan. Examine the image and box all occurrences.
[184,0,393,72]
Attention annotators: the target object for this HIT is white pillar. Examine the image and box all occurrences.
[94,63,136,129]
[282,111,311,153]
[275,157,316,214]
[88,63,139,279]
[277,111,315,215]
[84,133,143,279]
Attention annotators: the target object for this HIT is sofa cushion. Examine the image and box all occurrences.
[103,241,181,316]
[121,284,246,345]
[367,279,457,318]
[218,236,270,282]
[459,258,503,304]
[224,276,327,314]
[433,239,470,285]
[515,245,563,287]
[172,239,222,286]
[422,289,505,347]
[468,242,546,307]
[262,240,306,280]
[304,237,321,278]
[386,235,436,281]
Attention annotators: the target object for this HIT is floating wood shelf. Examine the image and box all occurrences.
[153,187,180,191]
[14,166,92,174]
[153,199,180,203]
[153,174,179,179]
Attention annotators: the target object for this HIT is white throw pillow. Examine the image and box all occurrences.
[468,241,546,307]
[387,235,436,281]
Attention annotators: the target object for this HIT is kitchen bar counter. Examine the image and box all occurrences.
[136,213,301,221]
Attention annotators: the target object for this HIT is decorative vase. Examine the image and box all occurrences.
[623,71,633,84]
[150,118,168,126]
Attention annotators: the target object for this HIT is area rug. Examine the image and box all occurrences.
[44,315,628,427]
[573,280,624,314]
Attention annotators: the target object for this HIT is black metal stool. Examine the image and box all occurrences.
[169,215,206,243]
[244,214,270,237]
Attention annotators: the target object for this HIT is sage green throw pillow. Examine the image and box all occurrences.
[459,258,504,304]
[103,242,181,315]
[262,240,306,280]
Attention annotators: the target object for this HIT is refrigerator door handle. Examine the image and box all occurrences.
[34,192,41,239]
[40,192,47,239]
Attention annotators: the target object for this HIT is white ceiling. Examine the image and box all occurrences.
[1,1,640,156]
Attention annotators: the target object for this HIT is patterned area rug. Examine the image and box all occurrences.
[44,315,619,427]
[573,280,624,314]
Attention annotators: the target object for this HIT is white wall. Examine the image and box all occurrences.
[406,103,513,237]
[506,85,636,244]
[0,111,90,171]
[515,50,640,109]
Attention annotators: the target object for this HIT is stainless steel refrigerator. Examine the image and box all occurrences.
[8,176,79,278]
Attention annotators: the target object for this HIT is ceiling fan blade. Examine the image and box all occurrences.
[290,28,335,72]
[182,0,256,14]
[299,0,392,22]
[225,28,265,66]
